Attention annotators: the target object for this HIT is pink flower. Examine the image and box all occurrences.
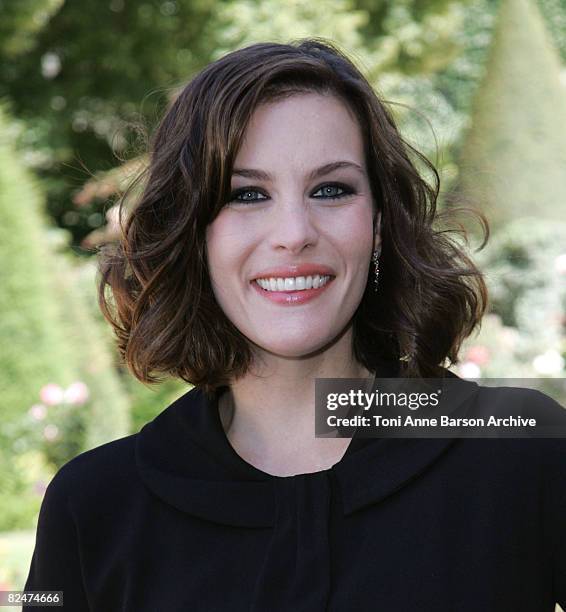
[63,381,90,405]
[40,383,64,406]
[29,403,47,420]
[43,424,59,441]
[465,345,490,366]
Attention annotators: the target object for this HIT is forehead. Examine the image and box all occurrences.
[233,93,365,171]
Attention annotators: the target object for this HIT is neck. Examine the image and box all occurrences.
[217,325,374,476]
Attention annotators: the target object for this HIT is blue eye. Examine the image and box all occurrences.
[229,189,267,203]
[312,184,352,199]
[227,182,355,205]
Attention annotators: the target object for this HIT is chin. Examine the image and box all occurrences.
[251,332,340,359]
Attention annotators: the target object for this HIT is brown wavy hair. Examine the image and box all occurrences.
[96,37,489,398]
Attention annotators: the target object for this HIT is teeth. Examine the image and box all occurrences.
[255,275,332,292]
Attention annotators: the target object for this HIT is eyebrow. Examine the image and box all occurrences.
[231,160,365,182]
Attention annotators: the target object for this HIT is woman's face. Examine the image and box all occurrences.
[205,92,380,360]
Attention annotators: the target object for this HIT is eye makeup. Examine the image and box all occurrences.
[227,182,357,205]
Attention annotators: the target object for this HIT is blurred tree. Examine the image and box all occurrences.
[451,0,566,232]
[456,218,566,379]
[0,0,63,58]
[0,0,218,247]
[0,102,77,529]
[0,102,131,528]
[0,104,77,432]
[475,218,566,354]
[49,248,131,451]
[433,0,496,135]
[354,0,469,75]
[537,0,566,61]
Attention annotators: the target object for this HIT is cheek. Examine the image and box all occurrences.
[205,216,249,282]
[331,205,375,258]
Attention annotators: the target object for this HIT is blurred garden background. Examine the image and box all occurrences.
[1,0,566,605]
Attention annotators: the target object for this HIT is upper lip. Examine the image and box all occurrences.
[252,264,336,280]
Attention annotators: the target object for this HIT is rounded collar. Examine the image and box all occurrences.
[135,368,479,527]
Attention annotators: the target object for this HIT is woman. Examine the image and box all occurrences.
[24,39,566,611]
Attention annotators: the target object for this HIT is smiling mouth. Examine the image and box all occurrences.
[253,274,334,292]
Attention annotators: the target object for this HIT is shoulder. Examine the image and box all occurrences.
[53,432,138,486]
[474,381,564,409]
[471,385,566,490]
[449,382,566,474]
[472,382,566,430]
[42,433,141,515]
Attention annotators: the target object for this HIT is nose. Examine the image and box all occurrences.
[268,200,319,254]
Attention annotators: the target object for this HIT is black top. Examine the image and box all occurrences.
[24,370,566,611]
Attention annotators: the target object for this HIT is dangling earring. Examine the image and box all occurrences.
[372,249,380,292]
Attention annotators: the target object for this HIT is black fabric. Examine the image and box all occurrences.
[24,370,566,611]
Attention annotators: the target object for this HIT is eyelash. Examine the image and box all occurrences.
[228,182,355,204]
